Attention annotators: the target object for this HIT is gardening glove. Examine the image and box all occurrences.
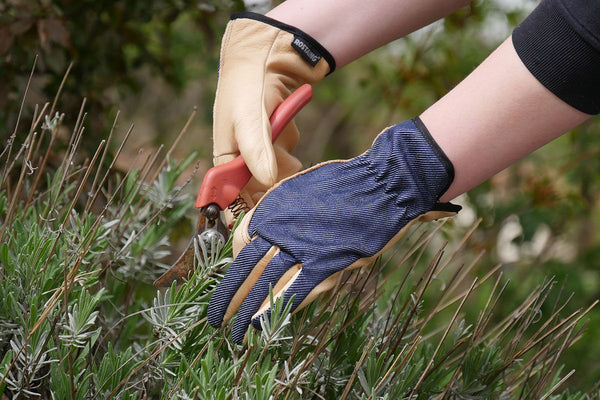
[213,12,335,223]
[207,117,461,344]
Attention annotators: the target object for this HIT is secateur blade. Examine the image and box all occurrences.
[153,204,228,287]
[153,84,313,287]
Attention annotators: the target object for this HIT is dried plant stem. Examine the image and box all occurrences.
[25,114,64,207]
[105,318,208,399]
[86,123,135,212]
[3,102,49,182]
[382,237,439,348]
[436,217,482,277]
[131,107,198,214]
[435,250,485,309]
[435,262,503,316]
[41,102,87,221]
[0,132,37,241]
[413,252,470,333]
[2,56,37,184]
[515,301,598,362]
[369,337,422,400]
[30,102,50,160]
[50,61,73,116]
[539,369,576,400]
[145,107,197,187]
[391,248,446,355]
[339,336,375,400]
[87,111,119,210]
[113,144,164,234]
[62,140,106,225]
[409,277,478,397]
[525,326,576,398]
[379,226,439,335]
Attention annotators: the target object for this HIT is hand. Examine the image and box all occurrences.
[213,12,335,219]
[207,118,460,343]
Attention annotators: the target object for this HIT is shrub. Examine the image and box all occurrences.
[0,78,598,400]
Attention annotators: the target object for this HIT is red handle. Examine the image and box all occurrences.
[196,84,313,210]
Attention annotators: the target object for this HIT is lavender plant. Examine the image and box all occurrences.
[0,73,598,399]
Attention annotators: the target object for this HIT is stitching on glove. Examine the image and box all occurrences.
[223,245,280,323]
[251,263,302,321]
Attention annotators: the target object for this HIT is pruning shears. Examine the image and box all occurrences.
[153,84,313,287]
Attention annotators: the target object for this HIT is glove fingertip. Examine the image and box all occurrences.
[251,310,269,331]
[232,320,249,344]
[246,305,274,333]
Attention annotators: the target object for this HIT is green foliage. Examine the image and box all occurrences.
[0,0,245,136]
[0,105,598,399]
[94,343,137,398]
[2,1,600,398]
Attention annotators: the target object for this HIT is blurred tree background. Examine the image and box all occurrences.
[2,0,599,392]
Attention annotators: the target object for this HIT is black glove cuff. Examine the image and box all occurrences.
[432,202,462,214]
[231,11,336,74]
[412,116,455,195]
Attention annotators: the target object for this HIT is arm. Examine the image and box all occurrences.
[267,0,472,68]
[427,37,591,202]
[271,0,595,201]
[269,0,599,202]
[429,0,600,201]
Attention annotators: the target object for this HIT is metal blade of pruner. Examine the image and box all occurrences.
[153,84,313,287]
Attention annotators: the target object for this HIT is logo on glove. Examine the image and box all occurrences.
[291,35,322,67]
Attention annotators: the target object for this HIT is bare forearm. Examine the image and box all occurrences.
[422,37,591,202]
[267,0,472,68]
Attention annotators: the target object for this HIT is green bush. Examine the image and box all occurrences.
[0,90,598,399]
[2,2,600,397]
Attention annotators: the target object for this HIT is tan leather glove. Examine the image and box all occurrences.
[213,12,335,222]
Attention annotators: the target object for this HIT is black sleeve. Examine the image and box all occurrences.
[512,0,600,115]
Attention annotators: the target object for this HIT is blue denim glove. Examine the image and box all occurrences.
[207,117,460,343]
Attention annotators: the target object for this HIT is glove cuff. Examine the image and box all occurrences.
[231,12,336,74]
[412,116,455,193]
